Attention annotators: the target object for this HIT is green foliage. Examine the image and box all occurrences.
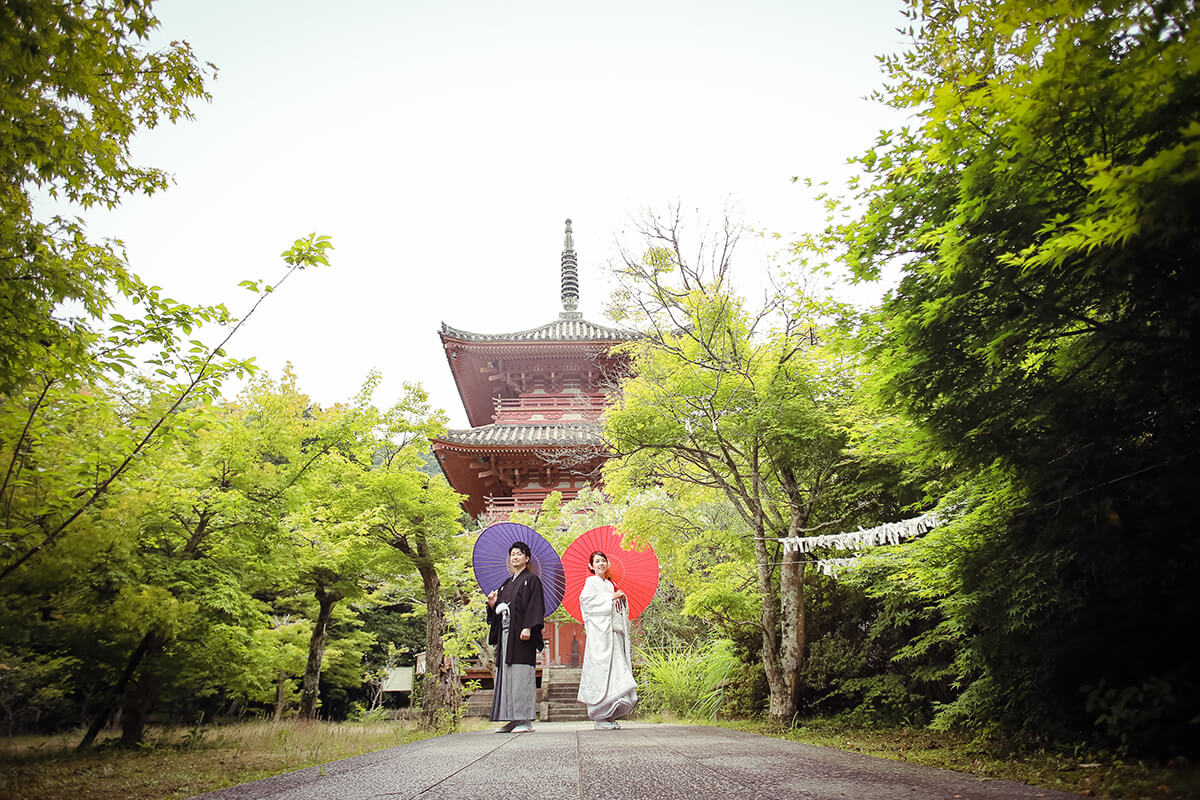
[357,604,425,672]
[0,647,79,735]
[442,591,490,662]
[0,0,417,744]
[636,639,740,720]
[1083,677,1180,751]
[292,379,464,723]
[720,659,768,718]
[806,0,1200,752]
[345,702,391,724]
[0,0,214,396]
[604,213,926,720]
[610,486,762,636]
[0,365,457,739]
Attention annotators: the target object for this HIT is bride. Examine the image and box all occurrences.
[576,551,638,729]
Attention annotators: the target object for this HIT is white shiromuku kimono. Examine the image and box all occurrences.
[576,574,638,722]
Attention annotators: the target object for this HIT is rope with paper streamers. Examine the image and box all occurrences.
[776,510,945,575]
[812,557,860,576]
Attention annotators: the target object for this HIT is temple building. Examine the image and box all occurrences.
[432,221,634,710]
[431,220,634,524]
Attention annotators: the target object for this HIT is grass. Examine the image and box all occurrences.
[0,718,487,800]
[702,716,1200,800]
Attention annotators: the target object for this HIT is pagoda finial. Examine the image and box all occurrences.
[560,218,581,317]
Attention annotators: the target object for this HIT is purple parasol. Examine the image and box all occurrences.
[472,522,566,615]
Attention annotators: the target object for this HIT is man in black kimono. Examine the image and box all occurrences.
[486,541,546,732]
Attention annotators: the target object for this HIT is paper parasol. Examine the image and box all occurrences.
[562,525,659,622]
[472,522,565,616]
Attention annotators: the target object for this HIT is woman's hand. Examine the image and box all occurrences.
[520,627,531,641]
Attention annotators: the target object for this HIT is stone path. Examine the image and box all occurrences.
[189,721,1081,800]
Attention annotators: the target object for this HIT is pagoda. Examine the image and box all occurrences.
[431,220,633,523]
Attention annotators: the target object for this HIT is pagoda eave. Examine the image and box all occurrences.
[439,334,630,427]
[430,438,608,519]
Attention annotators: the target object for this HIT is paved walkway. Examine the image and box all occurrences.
[190,721,1080,800]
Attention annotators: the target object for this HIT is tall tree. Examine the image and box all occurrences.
[820,0,1200,749]
[71,369,349,748]
[604,211,907,720]
[285,376,414,720]
[323,384,467,725]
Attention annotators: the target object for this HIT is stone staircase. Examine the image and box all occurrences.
[464,687,494,717]
[462,666,588,721]
[540,666,589,722]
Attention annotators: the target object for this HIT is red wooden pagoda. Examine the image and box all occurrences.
[431,220,633,523]
[432,220,633,690]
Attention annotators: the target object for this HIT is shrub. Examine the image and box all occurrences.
[636,639,739,720]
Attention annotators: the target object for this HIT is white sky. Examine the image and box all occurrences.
[82,0,910,427]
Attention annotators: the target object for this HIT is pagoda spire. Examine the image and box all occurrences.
[560,218,581,319]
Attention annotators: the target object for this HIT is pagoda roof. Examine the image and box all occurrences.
[439,316,636,345]
[432,422,605,450]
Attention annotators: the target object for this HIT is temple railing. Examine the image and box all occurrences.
[492,393,608,424]
[480,491,582,525]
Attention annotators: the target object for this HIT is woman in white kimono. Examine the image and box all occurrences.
[576,551,637,729]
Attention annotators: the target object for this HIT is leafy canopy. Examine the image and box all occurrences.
[811,0,1200,748]
[1,0,215,395]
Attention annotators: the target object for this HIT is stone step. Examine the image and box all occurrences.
[546,702,587,712]
[544,705,590,721]
[463,666,587,719]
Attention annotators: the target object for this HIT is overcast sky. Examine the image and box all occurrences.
[83,0,910,427]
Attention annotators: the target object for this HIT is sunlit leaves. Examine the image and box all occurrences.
[0,0,214,397]
[281,234,333,269]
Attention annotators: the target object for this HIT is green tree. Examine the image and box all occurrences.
[321,384,467,725]
[69,368,350,747]
[819,0,1200,749]
[284,375,415,720]
[247,615,313,721]
[290,458,401,720]
[604,212,911,721]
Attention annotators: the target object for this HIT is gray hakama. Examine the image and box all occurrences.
[491,605,537,721]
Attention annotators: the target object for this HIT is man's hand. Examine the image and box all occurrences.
[520,627,531,640]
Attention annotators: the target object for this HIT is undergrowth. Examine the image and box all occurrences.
[0,718,486,800]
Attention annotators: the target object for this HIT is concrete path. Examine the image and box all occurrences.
[189,721,1081,800]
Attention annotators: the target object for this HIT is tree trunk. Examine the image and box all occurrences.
[272,671,289,722]
[78,632,162,751]
[119,663,156,747]
[774,552,807,721]
[417,560,459,725]
[752,525,789,721]
[298,586,338,720]
[751,519,810,723]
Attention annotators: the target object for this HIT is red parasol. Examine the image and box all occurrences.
[562,525,659,622]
